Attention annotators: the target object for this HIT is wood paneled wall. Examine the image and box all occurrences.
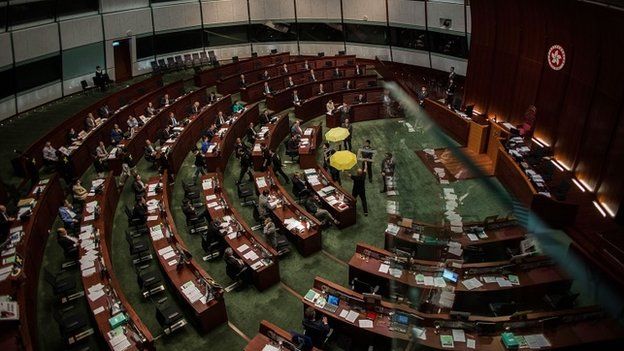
[464,0,624,222]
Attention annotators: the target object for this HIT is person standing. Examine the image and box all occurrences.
[263,217,278,249]
[237,148,254,184]
[349,168,368,216]
[269,150,290,184]
[380,152,395,193]
[361,140,374,183]
[342,119,353,151]
[193,148,207,181]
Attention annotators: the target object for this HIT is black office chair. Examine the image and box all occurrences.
[154,297,187,335]
[350,277,379,295]
[302,319,333,348]
[201,228,223,261]
[237,183,255,207]
[192,52,201,66]
[136,265,165,298]
[125,205,145,228]
[157,59,168,71]
[80,80,93,95]
[150,61,161,73]
[53,306,94,347]
[126,230,153,265]
[166,57,176,70]
[44,268,80,304]
[553,179,571,201]
[200,51,210,66]
[126,225,149,239]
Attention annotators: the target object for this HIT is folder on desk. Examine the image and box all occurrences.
[440,335,454,348]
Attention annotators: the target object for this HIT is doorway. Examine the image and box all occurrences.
[113,39,132,82]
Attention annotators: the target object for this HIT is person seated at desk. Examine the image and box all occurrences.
[56,227,78,259]
[259,110,271,126]
[233,101,245,114]
[355,64,362,76]
[292,172,310,199]
[309,69,317,82]
[42,141,59,167]
[59,200,80,230]
[133,174,147,198]
[260,70,270,80]
[303,60,310,70]
[161,93,171,107]
[246,122,258,144]
[333,67,342,78]
[0,205,16,240]
[127,115,140,132]
[293,90,302,107]
[239,74,247,89]
[167,112,179,128]
[317,83,325,95]
[72,179,88,203]
[263,82,273,96]
[200,135,212,154]
[286,134,300,160]
[145,102,156,117]
[190,101,201,115]
[110,124,123,145]
[325,99,335,115]
[208,92,218,105]
[85,113,96,131]
[304,194,339,227]
[355,93,366,104]
[286,76,295,88]
[144,139,157,162]
[216,111,227,127]
[96,141,109,162]
[132,196,148,224]
[344,80,352,90]
[258,189,276,218]
[67,128,78,145]
[224,247,250,287]
[92,151,107,177]
[99,104,112,118]
[417,86,428,106]
[281,63,289,75]
[234,138,248,159]
[302,307,331,348]
[263,217,278,248]
[291,120,303,136]
[203,123,218,141]
[182,197,207,222]
[159,125,172,144]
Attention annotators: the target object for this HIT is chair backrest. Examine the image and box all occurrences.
[158,59,166,65]
[200,51,208,59]
[184,54,191,60]
[81,80,89,90]
[150,61,158,69]
[167,57,175,64]
[175,55,183,63]
[192,53,200,59]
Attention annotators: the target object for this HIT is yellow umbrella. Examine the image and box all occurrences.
[325,127,350,142]
[330,150,357,171]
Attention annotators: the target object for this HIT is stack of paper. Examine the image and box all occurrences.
[461,277,483,290]
[181,281,203,304]
[443,188,463,233]
[385,223,400,236]
[87,283,105,301]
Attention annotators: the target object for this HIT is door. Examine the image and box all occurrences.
[113,39,132,82]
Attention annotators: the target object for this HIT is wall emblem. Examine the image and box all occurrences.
[547,45,566,70]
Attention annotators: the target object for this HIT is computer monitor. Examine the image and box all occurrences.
[442,269,459,283]
[327,294,340,306]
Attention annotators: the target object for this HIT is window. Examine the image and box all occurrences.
[344,23,388,46]
[153,29,203,55]
[428,31,468,58]
[9,0,55,27]
[298,22,344,42]
[15,55,62,92]
[249,23,297,43]
[204,25,249,47]
[57,0,99,17]
[390,27,428,50]
[0,67,15,99]
[136,35,155,60]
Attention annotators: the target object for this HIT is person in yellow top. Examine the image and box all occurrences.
[72,179,88,203]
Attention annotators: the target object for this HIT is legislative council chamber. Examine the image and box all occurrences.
[0,0,623,350]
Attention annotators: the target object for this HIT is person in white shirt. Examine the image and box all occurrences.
[355,64,362,76]
[309,69,317,82]
[169,112,179,127]
[127,115,139,135]
[216,111,227,126]
[145,102,156,116]
[263,82,272,96]
[318,83,325,95]
[96,141,108,160]
[281,63,288,75]
[293,90,301,106]
[326,99,335,114]
[288,76,295,87]
[161,94,171,107]
[303,60,310,70]
[42,141,59,166]
[291,120,303,136]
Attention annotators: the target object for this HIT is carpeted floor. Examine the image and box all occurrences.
[24,68,516,350]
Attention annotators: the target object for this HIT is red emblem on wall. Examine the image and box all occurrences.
[547,45,566,71]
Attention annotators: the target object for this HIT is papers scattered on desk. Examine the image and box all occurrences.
[262,345,280,351]
[385,223,400,236]
[358,319,373,328]
[447,241,463,256]
[440,335,454,348]
[434,277,446,288]
[243,250,259,261]
[378,263,390,274]
[285,218,306,232]
[461,277,483,290]
[150,225,164,241]
[93,306,105,315]
[424,276,434,286]
[389,268,403,278]
[202,178,214,190]
[251,260,265,270]
[386,200,399,215]
[87,283,105,301]
[496,277,512,287]
[523,334,551,349]
[304,128,313,136]
[466,338,476,349]
[452,329,466,342]
[413,327,427,340]
[109,330,132,351]
[339,309,349,318]
[237,244,250,253]
[181,280,204,304]
[256,177,267,189]
[345,310,359,323]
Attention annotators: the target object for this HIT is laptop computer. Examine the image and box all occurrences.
[389,313,409,333]
[443,269,459,283]
[323,294,340,313]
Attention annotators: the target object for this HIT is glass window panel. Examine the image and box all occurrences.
[57,0,99,17]
[0,67,15,99]
[428,30,468,58]
[0,2,7,31]
[15,54,61,92]
[344,23,389,46]
[153,28,203,55]
[62,42,104,79]
[9,0,55,27]
[390,26,428,50]
[249,23,297,43]
[298,22,344,42]
[203,24,249,47]
[136,35,155,60]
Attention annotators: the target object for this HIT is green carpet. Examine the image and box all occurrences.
[27,68,516,350]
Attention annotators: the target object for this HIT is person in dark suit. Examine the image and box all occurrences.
[355,64,362,76]
[208,92,218,104]
[133,174,146,197]
[269,150,290,183]
[309,69,317,82]
[110,124,123,145]
[333,67,341,78]
[239,74,247,89]
[85,113,96,131]
[144,139,157,162]
[145,102,156,117]
[355,93,366,104]
[287,76,295,87]
[446,80,456,109]
[67,128,78,145]
[56,227,78,259]
[161,94,171,107]
[349,167,368,216]
[160,125,172,144]
[133,196,148,224]
[417,86,428,106]
[0,205,15,240]
[224,247,250,286]
[302,307,331,348]
[342,119,353,151]
[263,82,272,96]
[281,63,289,75]
[361,139,374,183]
[291,173,309,198]
[380,152,395,193]
[98,104,111,118]
[190,101,201,115]
[237,148,254,184]
[293,90,302,106]
[193,149,206,181]
[260,70,270,80]
[259,110,271,125]
[246,122,257,144]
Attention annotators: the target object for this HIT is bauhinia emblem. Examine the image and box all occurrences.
[547,45,565,71]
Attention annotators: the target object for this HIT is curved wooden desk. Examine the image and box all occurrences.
[305,276,622,350]
[241,61,364,104]
[167,95,232,174]
[297,87,383,126]
[266,75,378,115]
[20,76,163,176]
[145,173,227,333]
[302,166,356,229]
[0,175,63,351]
[349,243,572,313]
[204,103,260,172]
[78,174,153,350]
[251,113,290,171]
[253,169,322,256]
[108,80,186,174]
[298,125,321,169]
[194,53,290,88]
[201,173,280,291]
[245,320,321,351]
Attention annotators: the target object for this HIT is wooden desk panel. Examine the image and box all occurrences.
[245,320,322,351]
[298,125,321,169]
[201,173,280,291]
[254,170,322,256]
[145,175,227,333]
[204,103,260,172]
[194,53,291,87]
[424,98,471,146]
[78,175,153,350]
[302,166,356,229]
[252,113,289,171]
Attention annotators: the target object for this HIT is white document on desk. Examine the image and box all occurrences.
[358,319,373,328]
[345,310,359,323]
[378,263,390,274]
[452,329,466,342]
